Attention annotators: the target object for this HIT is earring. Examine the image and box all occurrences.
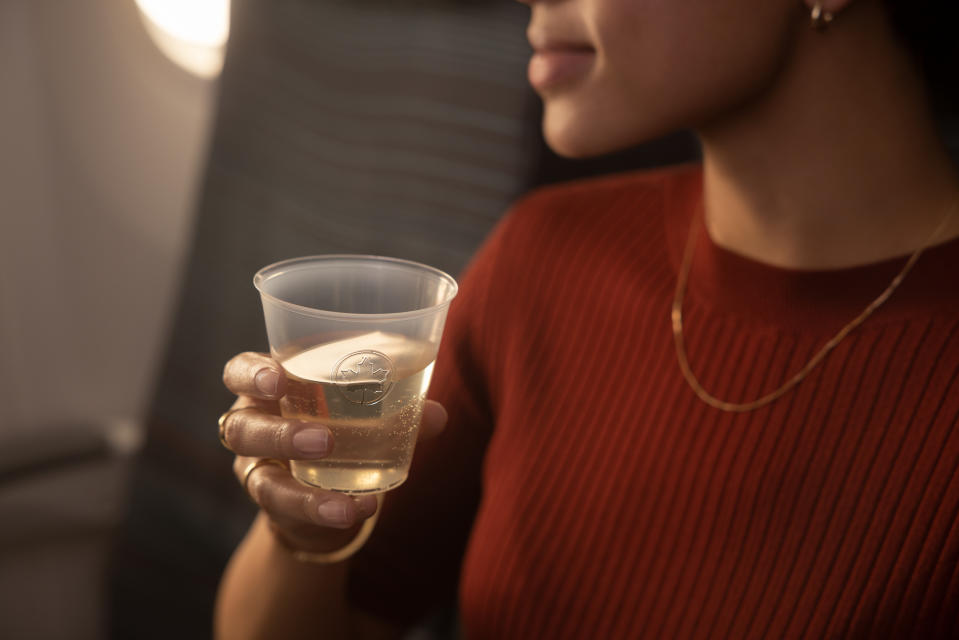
[810,2,834,30]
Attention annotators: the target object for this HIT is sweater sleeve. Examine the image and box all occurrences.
[345,208,513,627]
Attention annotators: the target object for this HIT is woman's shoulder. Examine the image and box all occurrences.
[510,161,701,221]
[479,162,700,269]
[487,162,701,252]
[461,163,700,296]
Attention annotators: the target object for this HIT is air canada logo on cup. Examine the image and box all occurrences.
[333,350,395,405]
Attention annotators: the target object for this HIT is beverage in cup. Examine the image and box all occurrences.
[254,255,457,494]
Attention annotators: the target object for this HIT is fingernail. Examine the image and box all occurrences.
[292,428,330,455]
[317,501,350,527]
[255,368,280,396]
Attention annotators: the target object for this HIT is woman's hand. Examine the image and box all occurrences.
[220,351,448,551]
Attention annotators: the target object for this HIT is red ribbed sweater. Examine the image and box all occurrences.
[349,164,959,639]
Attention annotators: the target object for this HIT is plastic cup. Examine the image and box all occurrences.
[253,255,458,494]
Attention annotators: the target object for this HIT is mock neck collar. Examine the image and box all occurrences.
[662,165,959,332]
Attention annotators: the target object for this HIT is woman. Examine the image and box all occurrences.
[215,0,959,637]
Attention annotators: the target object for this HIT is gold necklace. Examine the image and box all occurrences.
[671,204,957,413]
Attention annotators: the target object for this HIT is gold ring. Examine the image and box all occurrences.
[242,458,290,499]
[218,406,260,451]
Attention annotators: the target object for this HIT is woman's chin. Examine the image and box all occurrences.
[539,98,659,159]
[540,99,688,160]
[544,139,600,160]
[541,117,634,160]
[541,116,611,159]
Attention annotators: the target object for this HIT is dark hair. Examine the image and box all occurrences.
[882,0,959,115]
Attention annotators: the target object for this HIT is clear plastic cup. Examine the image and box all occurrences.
[253,255,458,494]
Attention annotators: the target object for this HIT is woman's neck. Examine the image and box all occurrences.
[696,1,959,270]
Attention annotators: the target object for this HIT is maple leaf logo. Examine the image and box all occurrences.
[334,351,395,405]
[338,356,391,384]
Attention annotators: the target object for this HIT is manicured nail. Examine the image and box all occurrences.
[255,368,280,396]
[292,428,330,456]
[317,501,350,527]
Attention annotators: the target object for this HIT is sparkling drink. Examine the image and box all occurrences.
[254,255,457,495]
[279,331,436,494]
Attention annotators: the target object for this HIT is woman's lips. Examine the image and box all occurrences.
[527,46,595,90]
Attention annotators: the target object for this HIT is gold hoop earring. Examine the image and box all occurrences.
[810,3,834,30]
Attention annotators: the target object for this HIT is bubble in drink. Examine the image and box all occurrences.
[279,331,436,494]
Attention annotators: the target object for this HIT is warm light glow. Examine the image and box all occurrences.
[135,0,230,78]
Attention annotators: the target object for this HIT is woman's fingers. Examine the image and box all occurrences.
[233,456,378,530]
[222,351,287,400]
[221,406,333,460]
[418,400,448,441]
[221,395,447,460]
[222,348,448,471]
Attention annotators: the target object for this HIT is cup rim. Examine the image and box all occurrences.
[253,254,459,320]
